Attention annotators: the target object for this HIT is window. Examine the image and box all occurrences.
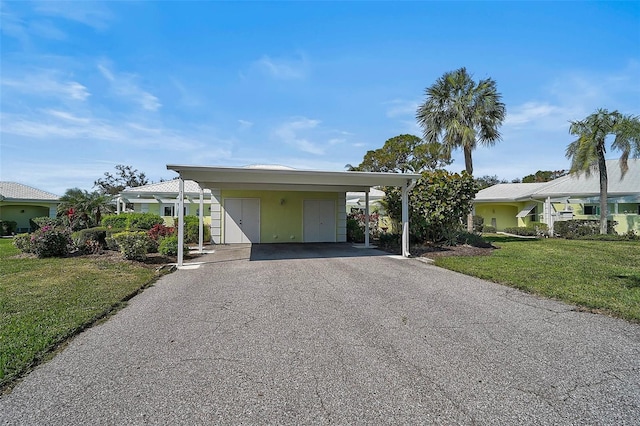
[529,206,537,221]
[638,205,640,215]
[163,206,174,216]
[584,205,599,215]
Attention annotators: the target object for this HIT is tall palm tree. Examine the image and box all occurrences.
[566,109,640,234]
[416,67,506,231]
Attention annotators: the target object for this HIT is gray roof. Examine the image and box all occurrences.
[0,182,60,201]
[120,179,211,196]
[475,159,640,201]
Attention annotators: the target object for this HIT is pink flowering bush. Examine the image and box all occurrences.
[29,226,73,258]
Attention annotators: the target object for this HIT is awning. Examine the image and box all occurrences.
[516,203,537,218]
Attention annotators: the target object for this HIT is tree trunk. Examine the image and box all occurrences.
[464,145,474,232]
[598,150,608,235]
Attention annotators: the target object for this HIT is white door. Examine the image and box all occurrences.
[224,199,260,243]
[304,200,336,242]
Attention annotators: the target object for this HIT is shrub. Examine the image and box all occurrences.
[148,224,176,241]
[72,227,108,254]
[0,220,17,236]
[456,231,493,248]
[158,235,189,256]
[378,232,401,249]
[482,226,496,233]
[346,212,380,243]
[347,217,365,243]
[182,216,211,243]
[554,220,617,239]
[577,231,639,241]
[129,213,164,230]
[30,226,72,258]
[112,231,150,260]
[101,214,129,229]
[30,217,61,230]
[13,233,33,253]
[503,227,538,237]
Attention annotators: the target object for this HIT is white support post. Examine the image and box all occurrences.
[117,197,121,214]
[198,187,204,253]
[177,178,185,267]
[364,190,370,248]
[402,183,410,257]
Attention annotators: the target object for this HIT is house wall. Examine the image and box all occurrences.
[219,190,346,244]
[0,203,56,232]
[474,204,520,231]
[132,201,212,227]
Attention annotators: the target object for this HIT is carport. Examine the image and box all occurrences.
[166,165,420,266]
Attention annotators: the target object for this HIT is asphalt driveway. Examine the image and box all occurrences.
[1,244,639,424]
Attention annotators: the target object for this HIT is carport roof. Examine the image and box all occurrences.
[166,165,421,192]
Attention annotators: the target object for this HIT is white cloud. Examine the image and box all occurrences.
[254,53,308,80]
[1,71,90,101]
[273,117,324,155]
[34,0,113,30]
[384,98,419,118]
[238,119,253,130]
[97,62,161,111]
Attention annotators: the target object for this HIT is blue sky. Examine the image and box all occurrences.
[1,1,639,195]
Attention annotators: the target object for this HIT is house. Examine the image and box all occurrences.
[163,164,420,265]
[346,188,386,213]
[0,182,60,233]
[117,179,213,227]
[473,159,640,234]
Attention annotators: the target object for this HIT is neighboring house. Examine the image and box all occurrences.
[117,179,213,227]
[473,159,640,234]
[346,188,385,213]
[0,182,60,233]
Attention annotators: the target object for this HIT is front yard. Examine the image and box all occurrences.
[435,235,640,322]
[0,238,160,391]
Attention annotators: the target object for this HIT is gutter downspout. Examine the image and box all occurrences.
[401,178,418,258]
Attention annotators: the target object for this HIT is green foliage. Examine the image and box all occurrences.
[158,235,188,256]
[57,188,114,230]
[346,212,380,243]
[94,164,149,196]
[12,233,33,253]
[378,232,401,250]
[555,219,617,239]
[30,217,61,230]
[456,231,492,248]
[182,215,211,243]
[475,175,509,190]
[29,226,73,258]
[482,225,496,233]
[385,169,478,243]
[101,213,164,231]
[576,232,639,241]
[346,217,364,243]
[417,67,506,176]
[0,220,17,236]
[522,170,567,183]
[472,215,484,232]
[72,228,108,254]
[112,231,150,260]
[530,222,549,231]
[355,134,449,173]
[503,227,538,237]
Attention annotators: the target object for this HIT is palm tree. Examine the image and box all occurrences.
[566,109,640,234]
[416,67,506,231]
[58,188,114,230]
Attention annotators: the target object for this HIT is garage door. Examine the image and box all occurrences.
[224,198,260,243]
[303,199,336,242]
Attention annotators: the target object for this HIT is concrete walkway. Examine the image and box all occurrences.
[1,244,639,424]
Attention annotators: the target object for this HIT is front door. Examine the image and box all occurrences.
[303,199,336,242]
[224,198,260,243]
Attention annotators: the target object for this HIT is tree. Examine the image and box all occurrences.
[416,67,506,231]
[566,109,640,234]
[385,170,477,243]
[354,134,449,173]
[475,175,509,190]
[94,164,149,195]
[521,170,568,183]
[58,188,114,230]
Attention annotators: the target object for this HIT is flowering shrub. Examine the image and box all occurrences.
[13,233,34,253]
[346,212,380,243]
[148,224,176,241]
[112,231,150,260]
[29,226,73,258]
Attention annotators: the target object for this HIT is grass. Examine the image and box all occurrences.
[434,235,640,322]
[0,238,158,390]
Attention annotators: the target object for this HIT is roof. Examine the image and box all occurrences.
[120,179,211,196]
[0,182,60,201]
[166,165,420,192]
[475,159,640,202]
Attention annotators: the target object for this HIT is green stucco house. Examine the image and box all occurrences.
[0,182,60,233]
[473,159,640,235]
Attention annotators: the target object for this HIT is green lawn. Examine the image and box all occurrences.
[435,235,640,322]
[0,238,158,390]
